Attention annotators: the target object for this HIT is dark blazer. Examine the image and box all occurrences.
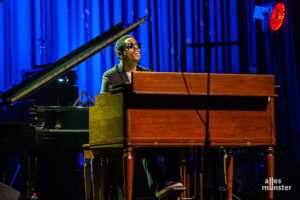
[101,63,150,93]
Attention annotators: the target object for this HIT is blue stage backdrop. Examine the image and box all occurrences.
[0,0,242,97]
[0,0,299,146]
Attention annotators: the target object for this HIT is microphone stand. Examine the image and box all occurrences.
[184,40,247,199]
[186,40,248,148]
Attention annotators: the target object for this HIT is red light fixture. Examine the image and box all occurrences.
[270,2,285,31]
[253,1,286,33]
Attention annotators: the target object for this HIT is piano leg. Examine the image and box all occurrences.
[92,151,106,200]
[124,145,134,200]
[26,153,38,197]
[225,150,233,200]
[266,146,275,200]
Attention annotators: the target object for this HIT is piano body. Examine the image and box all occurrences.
[0,101,89,199]
[0,69,89,151]
[89,72,276,200]
[0,17,147,198]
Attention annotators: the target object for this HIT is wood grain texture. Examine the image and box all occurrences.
[89,72,276,200]
[89,92,124,147]
[89,72,276,148]
[132,72,275,96]
[126,107,273,146]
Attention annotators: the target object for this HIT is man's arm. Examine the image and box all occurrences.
[100,73,112,93]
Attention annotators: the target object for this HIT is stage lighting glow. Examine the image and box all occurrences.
[270,2,285,31]
[253,2,286,33]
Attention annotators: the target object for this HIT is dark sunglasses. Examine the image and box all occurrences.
[121,43,141,50]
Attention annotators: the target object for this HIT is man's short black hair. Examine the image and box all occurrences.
[115,35,134,53]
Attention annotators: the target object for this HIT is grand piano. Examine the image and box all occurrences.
[0,17,147,199]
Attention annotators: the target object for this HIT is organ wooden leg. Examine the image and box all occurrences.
[266,146,274,200]
[225,150,233,200]
[84,159,91,200]
[83,148,93,200]
[187,148,196,197]
[199,147,204,200]
[124,145,134,200]
[180,148,187,198]
[92,151,106,200]
[186,161,190,197]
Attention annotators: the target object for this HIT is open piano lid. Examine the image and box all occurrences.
[0,17,147,104]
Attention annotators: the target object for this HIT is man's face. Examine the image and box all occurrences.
[122,37,141,62]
